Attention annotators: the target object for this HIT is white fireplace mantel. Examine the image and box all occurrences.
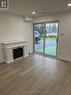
[1,41,28,64]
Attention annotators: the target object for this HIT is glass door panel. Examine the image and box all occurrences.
[34,24,44,53]
[45,22,58,56]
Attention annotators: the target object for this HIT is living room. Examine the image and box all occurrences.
[0,0,71,95]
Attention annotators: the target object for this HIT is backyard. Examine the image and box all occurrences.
[35,38,57,56]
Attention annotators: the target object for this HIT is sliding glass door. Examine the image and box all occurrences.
[34,22,59,56]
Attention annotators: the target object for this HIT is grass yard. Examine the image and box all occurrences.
[35,45,56,56]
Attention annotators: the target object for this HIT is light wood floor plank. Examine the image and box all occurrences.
[0,54,71,95]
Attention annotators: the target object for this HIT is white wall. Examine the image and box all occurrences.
[34,12,71,62]
[1,12,71,63]
[0,14,33,63]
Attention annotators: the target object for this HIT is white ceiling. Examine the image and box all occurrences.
[0,0,71,17]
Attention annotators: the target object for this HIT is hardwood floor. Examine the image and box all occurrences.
[0,54,71,95]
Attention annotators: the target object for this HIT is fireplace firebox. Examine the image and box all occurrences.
[13,47,23,59]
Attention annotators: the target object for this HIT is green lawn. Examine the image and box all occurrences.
[35,46,56,56]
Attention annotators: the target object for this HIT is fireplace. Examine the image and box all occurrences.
[1,41,28,64]
[13,47,24,59]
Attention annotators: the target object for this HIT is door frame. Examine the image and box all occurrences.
[33,21,59,57]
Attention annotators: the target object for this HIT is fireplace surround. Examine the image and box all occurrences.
[1,41,28,64]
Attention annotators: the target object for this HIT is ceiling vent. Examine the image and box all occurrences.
[41,12,47,14]
[40,11,47,16]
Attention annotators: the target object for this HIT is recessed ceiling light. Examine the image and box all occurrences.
[67,3,71,7]
[32,11,35,15]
